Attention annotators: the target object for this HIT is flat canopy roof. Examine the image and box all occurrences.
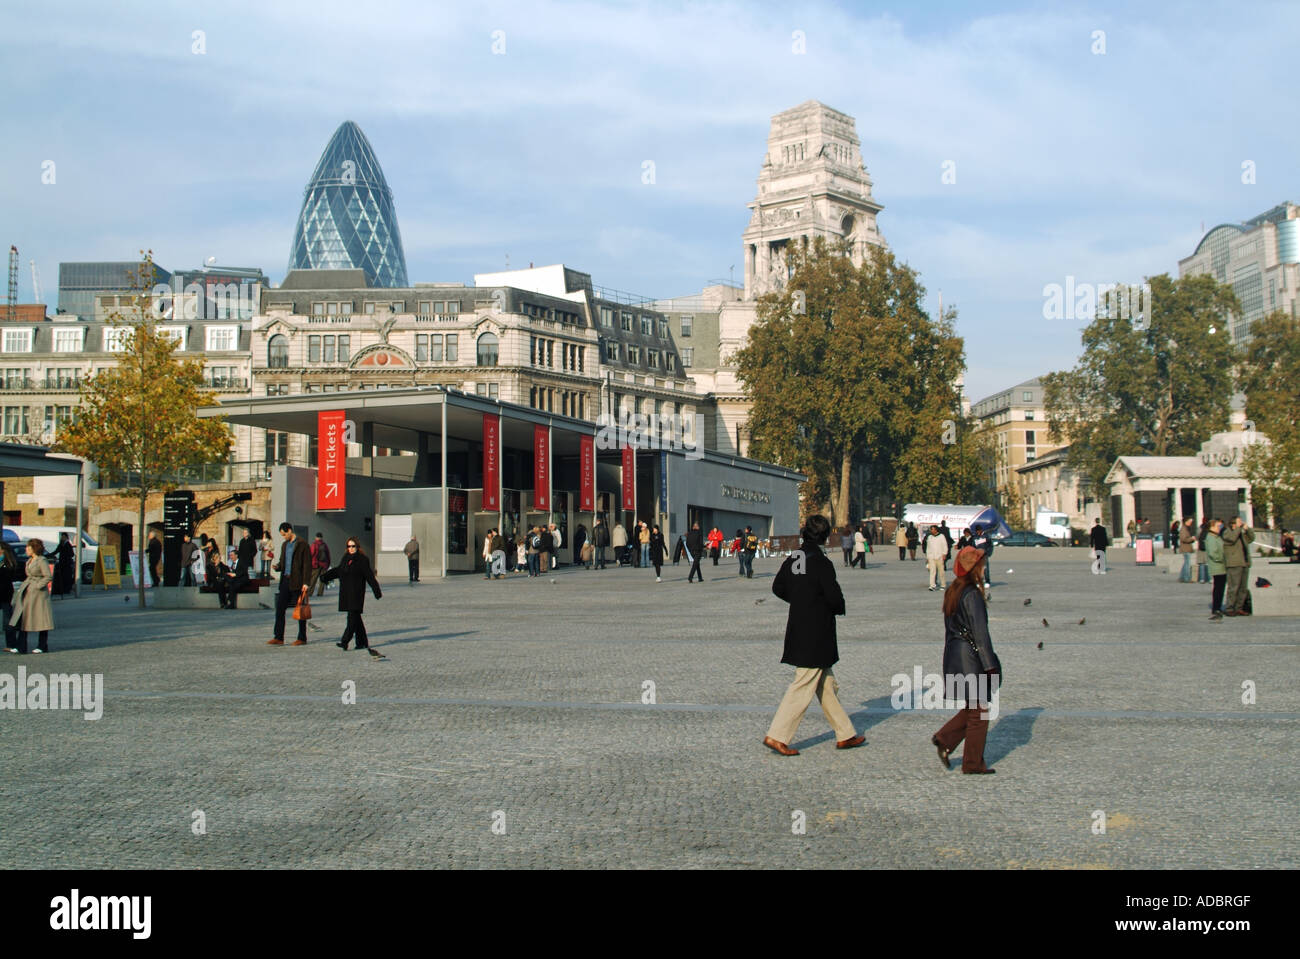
[0,443,84,478]
[201,386,805,480]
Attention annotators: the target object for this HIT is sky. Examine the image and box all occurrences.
[2,0,1297,402]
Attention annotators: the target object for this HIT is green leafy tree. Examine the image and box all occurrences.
[1044,272,1238,498]
[736,239,971,525]
[55,251,231,607]
[1239,311,1300,524]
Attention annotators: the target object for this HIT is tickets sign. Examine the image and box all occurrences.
[318,410,346,510]
[579,435,595,512]
[483,414,500,511]
[534,425,550,511]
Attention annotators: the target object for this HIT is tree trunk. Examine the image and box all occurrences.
[138,487,147,609]
[830,448,852,528]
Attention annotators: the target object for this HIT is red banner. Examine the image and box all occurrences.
[317,410,346,510]
[483,414,500,511]
[621,445,636,511]
[579,435,595,511]
[534,425,550,511]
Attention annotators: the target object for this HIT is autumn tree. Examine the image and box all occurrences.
[736,239,972,526]
[1044,272,1238,498]
[55,251,231,607]
[1239,311,1300,524]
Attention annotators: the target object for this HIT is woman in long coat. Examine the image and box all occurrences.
[762,515,864,756]
[8,539,54,654]
[931,546,1001,774]
[319,537,382,654]
[648,524,666,582]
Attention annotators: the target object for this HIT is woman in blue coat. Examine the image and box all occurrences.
[931,546,1002,774]
[319,537,382,655]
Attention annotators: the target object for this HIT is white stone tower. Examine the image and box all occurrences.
[741,101,885,298]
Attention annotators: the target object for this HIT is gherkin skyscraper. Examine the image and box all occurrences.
[288,121,409,287]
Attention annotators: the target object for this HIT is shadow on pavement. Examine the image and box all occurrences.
[791,693,898,750]
[984,705,1044,766]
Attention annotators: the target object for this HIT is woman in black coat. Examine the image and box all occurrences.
[54,533,75,595]
[762,515,863,756]
[319,537,382,654]
[931,546,1001,774]
[648,524,665,582]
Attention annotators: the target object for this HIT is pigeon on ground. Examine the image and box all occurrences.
[1037,641,1044,649]
[1078,618,1086,626]
[368,648,385,660]
[550,578,556,583]
[1042,618,1050,627]
[755,598,766,605]
[1023,598,1031,606]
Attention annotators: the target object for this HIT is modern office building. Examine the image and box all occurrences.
[57,261,172,320]
[288,121,409,288]
[1178,201,1300,342]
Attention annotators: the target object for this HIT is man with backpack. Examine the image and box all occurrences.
[740,526,760,579]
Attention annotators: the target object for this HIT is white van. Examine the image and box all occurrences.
[1,526,99,585]
[1034,508,1071,543]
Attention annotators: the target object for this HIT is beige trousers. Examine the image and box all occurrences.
[927,558,944,588]
[766,667,855,744]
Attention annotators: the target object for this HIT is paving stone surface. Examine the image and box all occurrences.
[2,546,1296,869]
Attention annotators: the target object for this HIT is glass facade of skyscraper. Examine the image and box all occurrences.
[288,121,409,288]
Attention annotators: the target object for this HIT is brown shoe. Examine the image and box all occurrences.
[836,734,866,749]
[763,736,799,756]
[290,639,307,646]
[266,639,284,645]
[962,767,997,774]
[931,735,951,770]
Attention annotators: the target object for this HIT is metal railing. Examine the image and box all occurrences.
[202,377,249,390]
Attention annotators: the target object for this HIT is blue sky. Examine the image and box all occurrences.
[2,0,1297,401]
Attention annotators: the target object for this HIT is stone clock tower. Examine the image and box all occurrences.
[742,101,885,298]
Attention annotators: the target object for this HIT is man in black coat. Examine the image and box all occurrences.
[762,514,864,756]
[1089,518,1110,575]
[685,522,705,583]
[592,518,610,570]
[146,531,162,587]
[938,520,953,570]
[269,522,311,645]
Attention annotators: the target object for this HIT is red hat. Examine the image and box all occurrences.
[953,546,984,577]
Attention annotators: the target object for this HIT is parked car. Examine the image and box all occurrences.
[995,530,1060,547]
[2,526,100,584]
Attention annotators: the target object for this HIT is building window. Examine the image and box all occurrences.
[576,346,584,372]
[3,330,33,353]
[52,329,83,352]
[648,350,661,369]
[640,315,653,336]
[416,334,429,362]
[308,335,322,363]
[268,334,289,368]
[3,406,29,435]
[658,319,669,338]
[265,430,289,465]
[681,347,693,367]
[324,335,337,363]
[477,333,498,366]
[666,353,676,372]
[621,312,633,331]
[364,302,376,314]
[159,326,187,350]
[266,384,288,396]
[205,326,237,351]
[103,328,130,352]
[418,301,432,315]
[489,383,498,400]
[312,302,325,316]
[680,314,693,337]
[337,335,349,362]
[605,340,619,361]
[1024,429,1036,445]
[600,307,613,328]
[1022,390,1033,402]
[445,334,458,363]
[627,346,641,364]
[1025,410,1035,421]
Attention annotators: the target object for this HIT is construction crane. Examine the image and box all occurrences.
[30,260,41,303]
[6,245,17,323]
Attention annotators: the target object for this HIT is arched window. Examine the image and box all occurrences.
[268,334,289,369]
[476,332,498,367]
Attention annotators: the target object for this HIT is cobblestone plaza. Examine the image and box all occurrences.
[2,547,1296,869]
